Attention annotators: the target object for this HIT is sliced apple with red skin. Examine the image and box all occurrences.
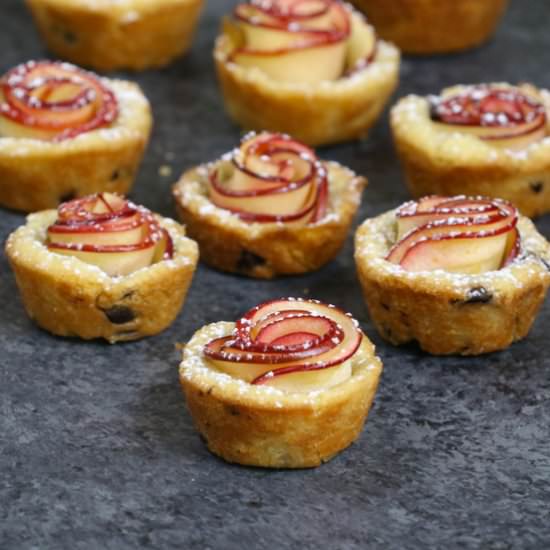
[387,196,520,273]
[230,0,350,84]
[388,213,514,265]
[204,298,362,392]
[231,41,347,84]
[47,193,173,276]
[400,233,511,274]
[431,86,547,150]
[345,10,377,74]
[396,195,503,239]
[208,132,328,225]
[0,60,118,141]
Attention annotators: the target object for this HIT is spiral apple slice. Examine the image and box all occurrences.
[396,196,501,239]
[431,86,547,150]
[208,132,328,225]
[0,60,118,141]
[231,41,347,84]
[345,9,377,73]
[47,193,173,277]
[204,298,362,392]
[400,233,512,274]
[387,196,520,273]
[230,0,350,84]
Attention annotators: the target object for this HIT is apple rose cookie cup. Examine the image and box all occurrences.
[5,194,199,343]
[354,196,550,356]
[391,84,550,218]
[26,0,204,71]
[179,299,383,468]
[0,61,152,213]
[173,133,366,278]
[350,0,508,55]
[214,0,400,146]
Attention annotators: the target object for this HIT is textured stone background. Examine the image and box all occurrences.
[1,1,550,548]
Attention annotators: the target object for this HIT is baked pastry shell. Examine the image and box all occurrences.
[391,86,550,218]
[26,0,204,71]
[5,210,199,343]
[0,80,152,213]
[173,161,366,278]
[180,322,383,468]
[354,210,550,355]
[213,23,400,147]
[350,0,508,54]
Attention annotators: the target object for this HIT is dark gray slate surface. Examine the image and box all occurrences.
[1,1,550,548]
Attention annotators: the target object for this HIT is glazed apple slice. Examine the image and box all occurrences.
[47,193,172,276]
[208,132,327,225]
[388,213,514,265]
[345,10,377,73]
[396,196,503,239]
[387,196,520,273]
[231,41,347,84]
[231,0,350,84]
[210,168,315,215]
[400,234,511,273]
[204,298,362,392]
[431,86,547,150]
[0,60,118,141]
[48,243,158,276]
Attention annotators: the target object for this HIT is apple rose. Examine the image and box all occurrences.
[46,193,173,276]
[386,196,520,274]
[228,0,377,84]
[0,60,118,141]
[431,86,547,150]
[204,298,363,391]
[208,132,328,225]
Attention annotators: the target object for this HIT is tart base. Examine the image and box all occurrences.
[0,80,152,213]
[391,88,550,218]
[350,0,508,54]
[355,211,550,355]
[173,162,366,279]
[26,0,204,71]
[214,22,400,147]
[180,322,383,468]
[6,211,199,343]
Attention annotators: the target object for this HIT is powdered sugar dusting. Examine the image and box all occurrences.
[180,321,380,405]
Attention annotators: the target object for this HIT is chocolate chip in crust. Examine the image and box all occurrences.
[236,249,266,273]
[102,305,136,324]
[59,190,76,203]
[460,287,493,305]
[52,23,77,44]
[530,181,544,194]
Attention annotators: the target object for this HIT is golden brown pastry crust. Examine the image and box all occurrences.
[5,210,199,343]
[391,84,550,218]
[180,322,383,468]
[25,0,204,71]
[173,161,366,278]
[350,0,508,54]
[0,80,152,213]
[214,11,400,147]
[354,209,550,355]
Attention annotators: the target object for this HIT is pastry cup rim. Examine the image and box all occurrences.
[354,207,550,298]
[180,320,383,412]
